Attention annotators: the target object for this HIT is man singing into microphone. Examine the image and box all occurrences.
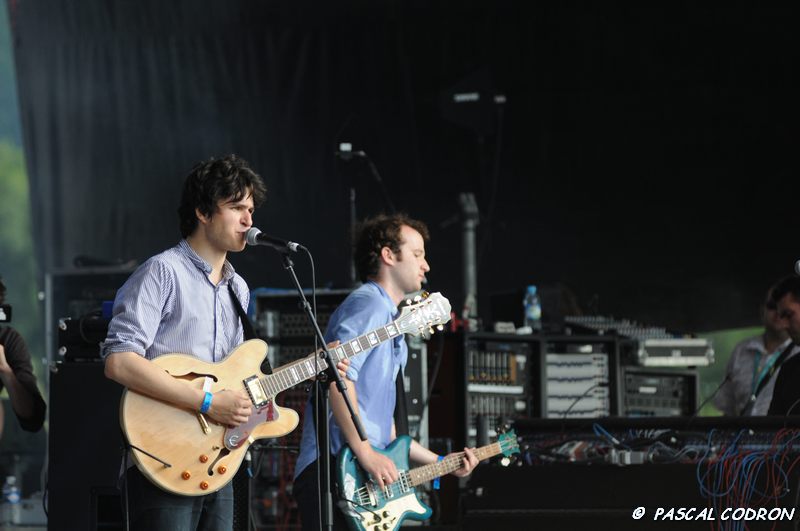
[102,155,265,530]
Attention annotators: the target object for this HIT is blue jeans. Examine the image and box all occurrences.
[123,466,234,531]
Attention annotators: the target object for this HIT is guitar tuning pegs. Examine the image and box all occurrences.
[413,295,422,302]
[436,325,444,331]
[406,299,412,306]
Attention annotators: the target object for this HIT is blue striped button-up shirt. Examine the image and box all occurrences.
[293,281,407,478]
[103,240,249,362]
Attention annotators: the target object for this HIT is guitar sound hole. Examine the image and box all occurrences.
[173,372,220,384]
[207,448,230,475]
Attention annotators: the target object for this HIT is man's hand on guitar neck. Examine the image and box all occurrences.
[410,439,480,478]
[206,389,252,426]
[308,341,350,381]
[448,447,479,478]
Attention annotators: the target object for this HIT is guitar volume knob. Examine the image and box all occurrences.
[200,481,209,490]
[217,465,227,474]
[199,455,209,463]
[181,471,191,480]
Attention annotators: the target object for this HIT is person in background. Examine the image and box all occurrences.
[0,276,46,439]
[714,280,792,416]
[768,276,800,415]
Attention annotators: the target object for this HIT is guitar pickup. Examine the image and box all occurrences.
[243,376,269,408]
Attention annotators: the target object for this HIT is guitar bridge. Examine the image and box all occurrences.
[243,375,269,408]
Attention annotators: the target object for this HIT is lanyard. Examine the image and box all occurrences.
[752,348,782,395]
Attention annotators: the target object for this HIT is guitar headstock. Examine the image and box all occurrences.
[395,292,452,337]
[497,428,520,458]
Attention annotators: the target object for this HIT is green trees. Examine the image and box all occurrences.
[0,1,43,391]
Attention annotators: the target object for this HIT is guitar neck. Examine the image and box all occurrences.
[406,442,503,487]
[256,319,403,400]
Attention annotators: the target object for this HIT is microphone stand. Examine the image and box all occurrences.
[277,250,367,531]
[349,186,357,287]
[339,149,395,288]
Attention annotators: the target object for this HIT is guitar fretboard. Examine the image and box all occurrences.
[254,320,403,400]
[405,442,504,487]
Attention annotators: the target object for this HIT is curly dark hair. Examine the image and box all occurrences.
[354,213,430,282]
[178,154,267,238]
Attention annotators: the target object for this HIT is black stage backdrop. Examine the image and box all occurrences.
[10,1,799,332]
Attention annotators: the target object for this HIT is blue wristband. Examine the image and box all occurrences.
[200,391,213,414]
[432,455,444,490]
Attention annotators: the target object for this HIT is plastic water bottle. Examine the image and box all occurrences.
[0,475,21,525]
[523,285,542,331]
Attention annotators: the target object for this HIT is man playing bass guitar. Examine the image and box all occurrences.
[293,213,479,531]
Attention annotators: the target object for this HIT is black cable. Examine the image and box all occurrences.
[301,246,325,531]
[685,373,731,429]
[782,398,800,431]
[364,157,396,214]
[341,497,383,522]
[561,382,609,418]
[786,397,800,417]
[476,98,505,271]
[128,443,171,467]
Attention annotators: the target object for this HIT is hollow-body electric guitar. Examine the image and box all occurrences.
[337,430,519,531]
[120,293,451,496]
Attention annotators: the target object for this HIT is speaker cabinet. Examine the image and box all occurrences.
[48,361,124,530]
[47,360,252,531]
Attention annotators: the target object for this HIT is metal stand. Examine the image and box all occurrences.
[277,250,366,531]
[459,193,480,326]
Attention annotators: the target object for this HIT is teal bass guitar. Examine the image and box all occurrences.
[336,430,519,531]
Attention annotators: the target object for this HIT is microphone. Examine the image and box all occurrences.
[245,227,304,253]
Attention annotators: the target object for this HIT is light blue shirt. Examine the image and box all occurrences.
[713,335,796,416]
[294,281,407,478]
[102,239,249,362]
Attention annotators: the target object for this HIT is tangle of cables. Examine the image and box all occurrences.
[697,428,800,531]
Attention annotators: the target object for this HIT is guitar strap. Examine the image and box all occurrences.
[740,340,795,416]
[228,283,273,375]
[394,364,409,437]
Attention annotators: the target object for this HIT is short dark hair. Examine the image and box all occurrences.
[0,277,6,305]
[353,213,430,282]
[770,276,800,306]
[177,154,267,238]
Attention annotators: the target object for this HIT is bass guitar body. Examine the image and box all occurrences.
[337,437,430,531]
